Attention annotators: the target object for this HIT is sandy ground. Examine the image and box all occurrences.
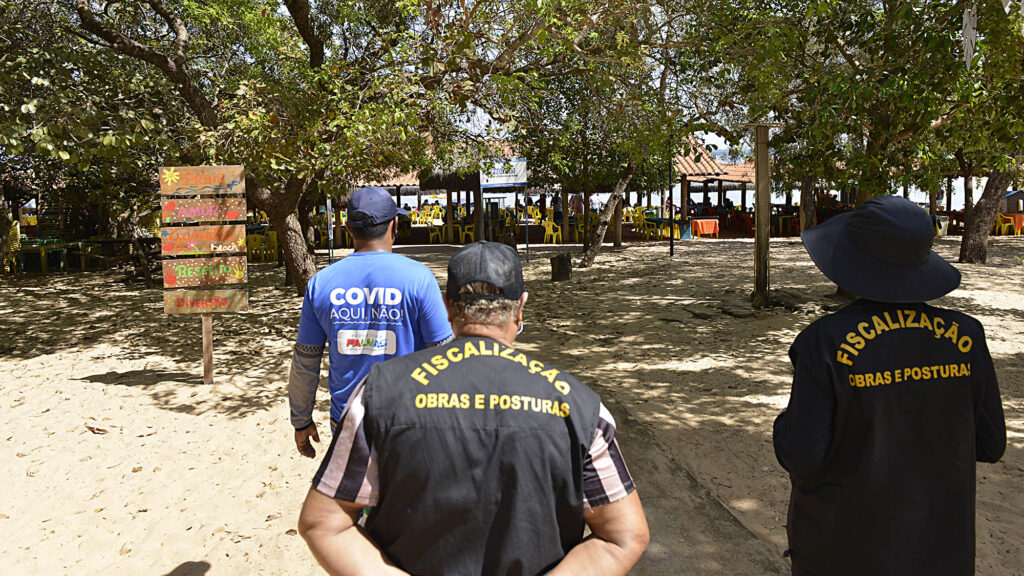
[1,234,1021,575]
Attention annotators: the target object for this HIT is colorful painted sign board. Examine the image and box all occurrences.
[161,198,246,224]
[160,224,245,256]
[162,256,247,288]
[163,289,249,314]
[159,165,245,196]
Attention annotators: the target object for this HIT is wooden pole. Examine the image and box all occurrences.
[946,177,953,212]
[718,179,724,208]
[680,175,689,218]
[474,187,483,240]
[561,192,569,244]
[202,313,214,385]
[741,183,747,211]
[753,125,771,308]
[613,196,622,247]
[445,189,454,243]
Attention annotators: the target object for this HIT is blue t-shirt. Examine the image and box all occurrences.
[296,251,453,421]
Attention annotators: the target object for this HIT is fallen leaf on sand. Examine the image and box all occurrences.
[0,514,9,519]
[119,543,131,556]
[265,514,281,522]
[132,467,142,473]
[285,529,297,536]
[85,424,108,435]
[213,526,225,535]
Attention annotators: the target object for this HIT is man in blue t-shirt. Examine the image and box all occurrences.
[288,186,453,458]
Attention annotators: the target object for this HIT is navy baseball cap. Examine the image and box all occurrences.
[347,186,407,228]
[801,195,960,303]
[447,241,525,303]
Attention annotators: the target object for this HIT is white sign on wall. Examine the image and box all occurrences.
[481,158,528,189]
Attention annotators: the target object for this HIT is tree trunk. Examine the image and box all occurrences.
[0,194,12,271]
[247,175,317,295]
[959,167,1015,264]
[579,164,637,268]
[298,192,317,247]
[799,174,817,232]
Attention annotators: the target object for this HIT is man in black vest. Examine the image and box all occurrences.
[774,196,1005,576]
[298,241,649,576]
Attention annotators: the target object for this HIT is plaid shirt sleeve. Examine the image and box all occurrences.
[582,402,636,508]
[311,380,379,506]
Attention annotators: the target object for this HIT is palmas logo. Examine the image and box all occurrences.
[337,329,396,356]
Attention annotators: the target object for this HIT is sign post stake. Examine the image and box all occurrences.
[202,313,214,384]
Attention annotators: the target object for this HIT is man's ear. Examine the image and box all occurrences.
[517,292,529,323]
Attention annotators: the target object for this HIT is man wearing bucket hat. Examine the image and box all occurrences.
[298,241,649,576]
[288,186,453,458]
[774,195,1005,576]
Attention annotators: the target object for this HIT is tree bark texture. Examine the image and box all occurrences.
[0,195,12,272]
[579,164,636,268]
[799,174,817,231]
[958,167,1015,264]
[248,175,316,294]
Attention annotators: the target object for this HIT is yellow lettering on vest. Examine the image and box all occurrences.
[427,394,438,408]
[475,394,485,409]
[883,371,892,384]
[903,309,918,328]
[871,315,890,335]
[463,341,480,358]
[554,380,571,395]
[560,402,570,417]
[477,340,493,356]
[489,394,499,409]
[865,373,875,386]
[499,395,511,410]
[512,353,529,367]
[883,312,900,330]
[932,317,946,338]
[943,322,959,344]
[541,399,553,414]
[499,346,516,360]
[847,331,866,350]
[528,360,544,374]
[858,322,876,340]
[460,393,471,409]
[896,310,906,328]
[447,347,463,363]
[423,360,439,375]
[837,350,853,367]
[918,312,933,331]
[415,394,427,408]
[511,395,521,410]
[430,355,448,371]
[540,368,559,383]
[961,363,970,376]
[411,368,430,386]
[958,336,972,353]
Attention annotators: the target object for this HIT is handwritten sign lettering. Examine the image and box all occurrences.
[162,256,247,288]
[160,224,245,256]
[161,198,246,224]
[159,165,245,196]
[163,289,248,314]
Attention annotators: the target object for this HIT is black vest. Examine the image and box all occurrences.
[361,337,602,576]
[784,300,1004,576]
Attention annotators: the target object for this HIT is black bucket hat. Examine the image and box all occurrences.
[801,195,960,303]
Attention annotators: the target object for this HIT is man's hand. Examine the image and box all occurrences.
[295,423,320,458]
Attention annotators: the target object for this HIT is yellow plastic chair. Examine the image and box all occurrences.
[428,225,442,244]
[660,222,681,240]
[993,214,1016,236]
[542,220,562,244]
[246,234,265,262]
[260,231,278,261]
[4,221,21,273]
[460,224,475,244]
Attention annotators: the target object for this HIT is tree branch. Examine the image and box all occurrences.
[283,0,325,69]
[73,0,218,128]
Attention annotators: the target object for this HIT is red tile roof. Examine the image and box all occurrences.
[674,135,726,177]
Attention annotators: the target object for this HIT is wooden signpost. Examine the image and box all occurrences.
[159,165,247,384]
